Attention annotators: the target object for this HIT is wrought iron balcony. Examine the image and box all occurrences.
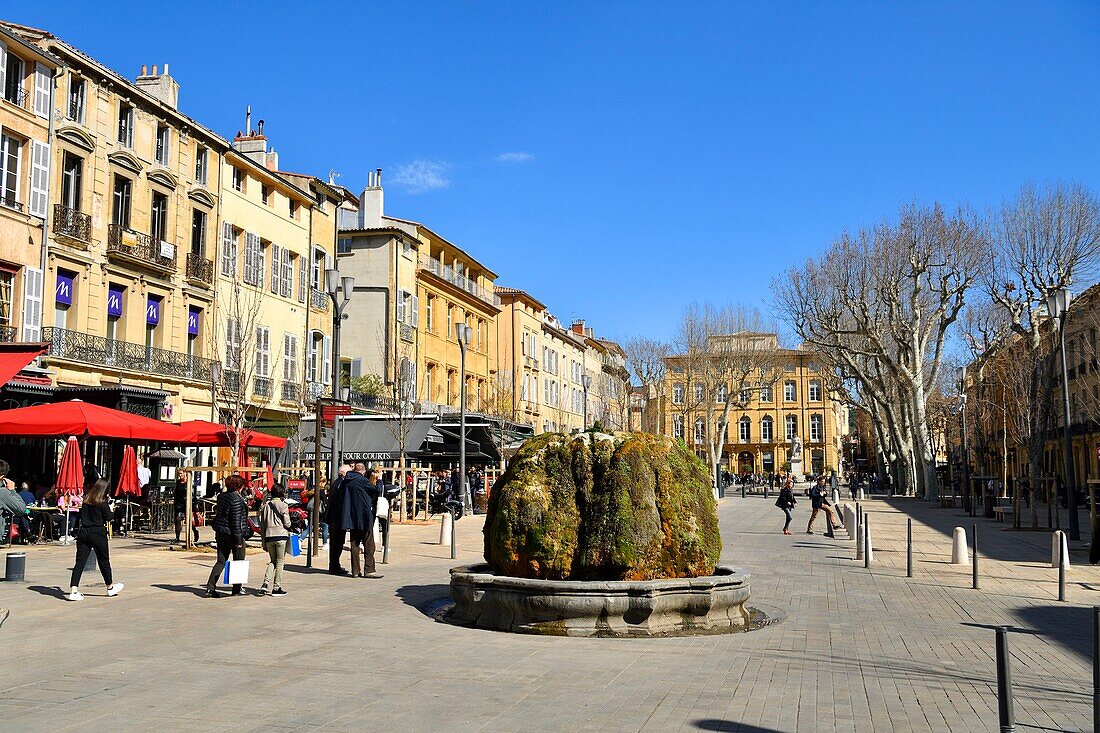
[307,381,329,402]
[42,327,218,383]
[186,252,214,286]
[0,325,17,343]
[107,224,177,273]
[281,382,300,403]
[3,85,28,108]
[310,288,330,311]
[0,193,23,213]
[253,376,272,398]
[348,391,413,414]
[222,370,241,394]
[53,204,91,243]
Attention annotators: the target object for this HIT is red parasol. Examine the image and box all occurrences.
[55,436,84,496]
[114,445,142,497]
[265,463,274,490]
[0,400,195,442]
[175,419,286,448]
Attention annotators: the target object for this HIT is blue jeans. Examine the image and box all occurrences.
[781,508,793,531]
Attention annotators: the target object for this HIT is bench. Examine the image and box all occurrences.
[993,506,1013,522]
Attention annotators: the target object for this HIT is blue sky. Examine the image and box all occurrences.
[13,2,1100,344]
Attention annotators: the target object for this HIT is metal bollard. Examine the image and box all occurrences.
[1058,537,1066,602]
[906,518,913,578]
[741,483,746,500]
[1093,607,1099,733]
[995,626,1016,733]
[4,552,26,581]
[864,516,871,569]
[450,509,457,560]
[972,524,979,590]
[382,519,390,565]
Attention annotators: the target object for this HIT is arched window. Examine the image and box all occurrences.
[785,414,798,441]
[810,414,823,442]
[808,380,822,402]
[672,383,684,404]
[739,416,751,442]
[716,384,727,403]
[761,415,773,442]
[672,415,684,439]
[694,383,705,402]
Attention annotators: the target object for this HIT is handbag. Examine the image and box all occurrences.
[289,533,301,557]
[376,495,389,519]
[192,510,205,527]
[222,559,250,585]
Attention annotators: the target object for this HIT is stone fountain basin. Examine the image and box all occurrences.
[449,564,751,637]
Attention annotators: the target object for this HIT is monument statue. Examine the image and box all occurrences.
[789,435,804,482]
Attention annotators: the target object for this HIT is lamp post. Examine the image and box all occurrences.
[582,374,592,430]
[456,323,472,515]
[958,366,971,515]
[325,269,354,488]
[209,361,222,423]
[1047,288,1080,541]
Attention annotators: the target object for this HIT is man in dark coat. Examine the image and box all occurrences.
[344,463,383,578]
[326,464,352,575]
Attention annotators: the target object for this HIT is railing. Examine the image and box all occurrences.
[310,288,329,311]
[52,204,91,242]
[42,327,218,382]
[337,209,360,230]
[186,252,214,286]
[253,376,272,398]
[306,381,329,402]
[420,399,459,415]
[0,193,23,213]
[281,382,300,402]
[419,255,497,307]
[0,326,17,343]
[348,391,415,414]
[3,85,28,108]
[399,322,415,342]
[222,370,241,394]
[107,224,177,272]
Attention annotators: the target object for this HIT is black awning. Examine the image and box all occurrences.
[298,414,436,463]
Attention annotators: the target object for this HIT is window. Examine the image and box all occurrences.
[67,76,85,123]
[225,317,242,370]
[477,319,483,349]
[694,417,706,444]
[761,416,773,442]
[195,146,208,184]
[785,415,798,441]
[672,383,684,405]
[282,333,298,384]
[447,304,454,337]
[298,256,308,302]
[784,380,796,402]
[809,380,822,402]
[61,153,83,211]
[0,270,13,328]
[694,383,704,403]
[426,295,434,332]
[244,234,263,286]
[155,124,170,166]
[256,326,270,377]
[446,369,455,404]
[0,134,20,209]
[220,223,238,277]
[810,414,823,442]
[190,209,207,255]
[739,417,751,443]
[738,389,750,404]
[231,167,243,192]
[280,249,293,297]
[4,52,23,106]
[290,200,300,219]
[337,237,352,254]
[760,385,772,402]
[397,290,411,324]
[150,192,168,242]
[261,184,271,205]
[716,384,727,404]
[117,103,133,147]
[112,175,132,228]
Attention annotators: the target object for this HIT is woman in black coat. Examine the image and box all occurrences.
[775,478,797,536]
[204,475,249,597]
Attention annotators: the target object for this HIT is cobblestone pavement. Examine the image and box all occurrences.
[2,494,1097,732]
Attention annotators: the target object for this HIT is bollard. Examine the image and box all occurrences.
[439,511,453,547]
[973,524,979,590]
[907,518,913,578]
[831,487,840,506]
[844,504,856,541]
[381,519,390,565]
[1059,541,1066,602]
[864,516,872,568]
[995,626,1016,733]
[741,483,746,499]
[951,527,970,565]
[4,552,26,582]
[1052,531,1070,569]
[857,487,865,501]
[450,510,457,560]
[1093,607,1099,733]
[856,512,865,560]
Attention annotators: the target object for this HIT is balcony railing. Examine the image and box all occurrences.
[3,85,28,108]
[253,376,272,398]
[306,381,329,402]
[222,370,241,394]
[186,252,214,286]
[348,391,415,415]
[107,224,177,273]
[281,382,300,403]
[419,255,499,307]
[53,204,91,242]
[43,327,218,382]
[0,193,23,213]
[0,325,17,343]
[310,288,330,311]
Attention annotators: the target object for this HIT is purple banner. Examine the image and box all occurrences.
[107,285,124,318]
[187,307,200,336]
[55,273,73,306]
[146,296,161,326]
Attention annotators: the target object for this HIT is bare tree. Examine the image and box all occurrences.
[381,349,417,520]
[623,336,668,433]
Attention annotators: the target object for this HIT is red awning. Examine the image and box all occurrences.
[0,342,48,385]
[0,400,195,442]
[175,419,287,449]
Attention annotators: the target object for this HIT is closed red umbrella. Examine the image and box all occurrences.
[265,463,274,490]
[55,435,83,545]
[114,445,141,497]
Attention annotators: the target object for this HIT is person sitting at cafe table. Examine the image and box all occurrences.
[0,460,29,543]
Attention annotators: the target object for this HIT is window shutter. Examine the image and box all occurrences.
[281,249,292,297]
[0,43,7,100]
[29,141,49,217]
[306,334,316,383]
[21,267,43,341]
[322,335,331,384]
[270,243,280,293]
[33,62,51,118]
[411,295,420,327]
[220,223,234,276]
[298,256,307,302]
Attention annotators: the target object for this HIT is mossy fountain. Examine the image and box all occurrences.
[449,431,752,637]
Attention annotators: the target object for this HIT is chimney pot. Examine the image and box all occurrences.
[163,63,169,75]
[152,64,158,75]
[141,64,148,75]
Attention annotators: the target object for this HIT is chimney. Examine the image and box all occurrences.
[358,168,384,228]
[232,108,276,167]
[571,319,586,336]
[135,63,180,109]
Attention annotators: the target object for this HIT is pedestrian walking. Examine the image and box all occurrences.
[327,464,352,576]
[806,476,841,537]
[775,478,797,535]
[173,475,199,545]
[344,464,383,579]
[204,475,249,598]
[66,479,124,601]
[258,484,292,597]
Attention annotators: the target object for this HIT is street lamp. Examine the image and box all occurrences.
[958,366,971,515]
[325,268,354,489]
[209,361,222,423]
[582,374,592,430]
[1046,288,1079,541]
[456,323,472,517]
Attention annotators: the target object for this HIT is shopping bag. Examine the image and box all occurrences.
[221,559,250,585]
[376,495,389,519]
[289,533,301,557]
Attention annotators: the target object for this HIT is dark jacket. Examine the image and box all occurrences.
[77,502,113,531]
[211,490,249,542]
[340,472,381,531]
[326,477,347,530]
[809,485,827,509]
[775,487,796,510]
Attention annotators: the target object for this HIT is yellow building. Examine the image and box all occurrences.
[336,173,498,412]
[7,22,226,421]
[661,334,846,476]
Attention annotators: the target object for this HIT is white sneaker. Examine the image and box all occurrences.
[322,543,329,550]
[65,591,84,601]
[107,583,124,597]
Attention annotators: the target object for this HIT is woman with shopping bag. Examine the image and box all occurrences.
[258,484,292,597]
[204,475,249,598]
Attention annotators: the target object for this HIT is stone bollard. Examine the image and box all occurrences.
[951,526,970,565]
[1052,530,1070,569]
[844,505,856,541]
[856,517,865,560]
[865,520,873,566]
[857,487,866,501]
[439,511,453,546]
[4,552,26,582]
[831,488,840,506]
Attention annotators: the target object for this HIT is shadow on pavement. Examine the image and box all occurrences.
[151,583,208,598]
[283,565,330,575]
[1012,604,1094,663]
[693,720,782,732]
[26,585,67,600]
[396,583,451,615]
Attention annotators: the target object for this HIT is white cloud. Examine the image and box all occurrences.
[391,160,451,193]
[495,151,534,164]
